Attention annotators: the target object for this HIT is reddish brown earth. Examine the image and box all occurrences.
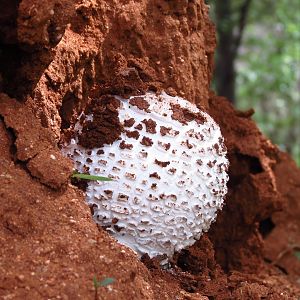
[0,0,300,299]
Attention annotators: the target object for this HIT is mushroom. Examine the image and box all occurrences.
[62,92,229,258]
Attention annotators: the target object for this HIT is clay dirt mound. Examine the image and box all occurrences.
[0,0,300,299]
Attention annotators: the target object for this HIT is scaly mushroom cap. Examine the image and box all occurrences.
[62,92,229,258]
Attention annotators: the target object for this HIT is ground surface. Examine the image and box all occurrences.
[0,0,300,299]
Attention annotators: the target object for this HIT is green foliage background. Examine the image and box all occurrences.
[209,0,300,165]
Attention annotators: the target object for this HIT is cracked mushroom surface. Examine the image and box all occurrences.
[62,92,229,258]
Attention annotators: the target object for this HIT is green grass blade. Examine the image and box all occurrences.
[72,173,113,181]
[294,251,300,260]
[99,277,115,287]
[93,276,99,288]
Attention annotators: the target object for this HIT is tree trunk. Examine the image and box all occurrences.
[213,0,252,103]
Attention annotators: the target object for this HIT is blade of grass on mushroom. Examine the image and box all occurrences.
[72,173,113,181]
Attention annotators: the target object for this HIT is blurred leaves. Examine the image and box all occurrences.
[208,0,300,165]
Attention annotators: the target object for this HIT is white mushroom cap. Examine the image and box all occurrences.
[62,92,229,258]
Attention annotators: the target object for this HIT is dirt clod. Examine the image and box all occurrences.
[78,96,123,149]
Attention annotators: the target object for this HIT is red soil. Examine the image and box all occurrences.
[0,0,299,299]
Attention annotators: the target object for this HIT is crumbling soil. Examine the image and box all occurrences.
[78,95,122,149]
[0,0,300,299]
